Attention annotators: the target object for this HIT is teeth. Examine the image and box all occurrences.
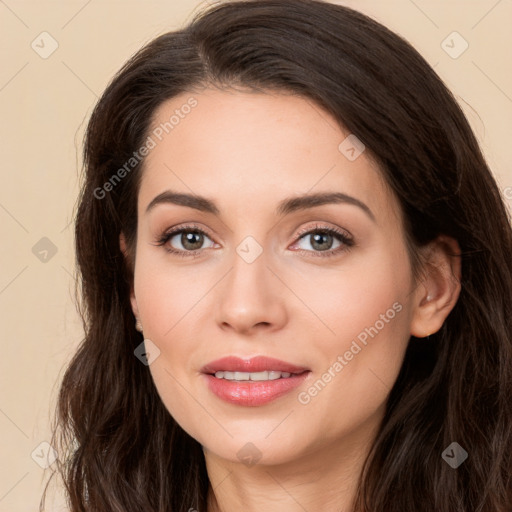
[214,370,293,381]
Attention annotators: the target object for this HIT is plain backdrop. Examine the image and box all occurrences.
[0,0,511,510]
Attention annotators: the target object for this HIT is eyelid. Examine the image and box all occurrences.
[156,222,216,243]
[293,222,352,240]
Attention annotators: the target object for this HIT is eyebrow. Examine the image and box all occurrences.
[145,190,375,221]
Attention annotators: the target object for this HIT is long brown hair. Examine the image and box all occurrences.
[43,1,512,510]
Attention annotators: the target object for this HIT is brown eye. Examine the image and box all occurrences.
[155,225,217,256]
[308,231,336,251]
[177,231,205,251]
[289,225,354,258]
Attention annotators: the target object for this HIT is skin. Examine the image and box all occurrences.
[120,88,461,512]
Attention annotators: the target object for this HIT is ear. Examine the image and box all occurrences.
[119,232,140,320]
[410,235,461,338]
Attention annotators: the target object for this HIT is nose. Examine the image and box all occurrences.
[213,247,288,336]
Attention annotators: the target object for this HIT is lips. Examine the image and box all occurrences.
[201,355,309,375]
[200,356,310,407]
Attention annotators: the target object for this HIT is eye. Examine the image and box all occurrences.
[154,224,216,257]
[290,224,354,257]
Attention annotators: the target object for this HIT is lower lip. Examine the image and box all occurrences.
[203,372,310,406]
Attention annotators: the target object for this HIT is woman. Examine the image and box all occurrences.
[44,0,512,510]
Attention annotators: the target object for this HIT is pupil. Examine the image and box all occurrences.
[311,232,332,251]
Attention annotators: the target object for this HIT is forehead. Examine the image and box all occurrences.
[139,88,399,224]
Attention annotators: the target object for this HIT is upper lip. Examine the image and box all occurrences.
[201,356,309,375]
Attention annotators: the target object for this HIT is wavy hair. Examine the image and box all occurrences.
[43,0,512,510]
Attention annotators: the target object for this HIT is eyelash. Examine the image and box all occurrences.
[153,223,354,259]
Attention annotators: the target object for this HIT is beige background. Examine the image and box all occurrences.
[0,0,511,510]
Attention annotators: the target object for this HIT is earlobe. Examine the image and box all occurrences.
[410,235,461,338]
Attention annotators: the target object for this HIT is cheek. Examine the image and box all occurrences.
[327,270,409,352]
[306,284,409,398]
[133,253,211,340]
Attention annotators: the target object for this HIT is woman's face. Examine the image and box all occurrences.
[128,88,422,466]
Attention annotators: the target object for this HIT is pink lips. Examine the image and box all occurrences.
[201,356,310,407]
